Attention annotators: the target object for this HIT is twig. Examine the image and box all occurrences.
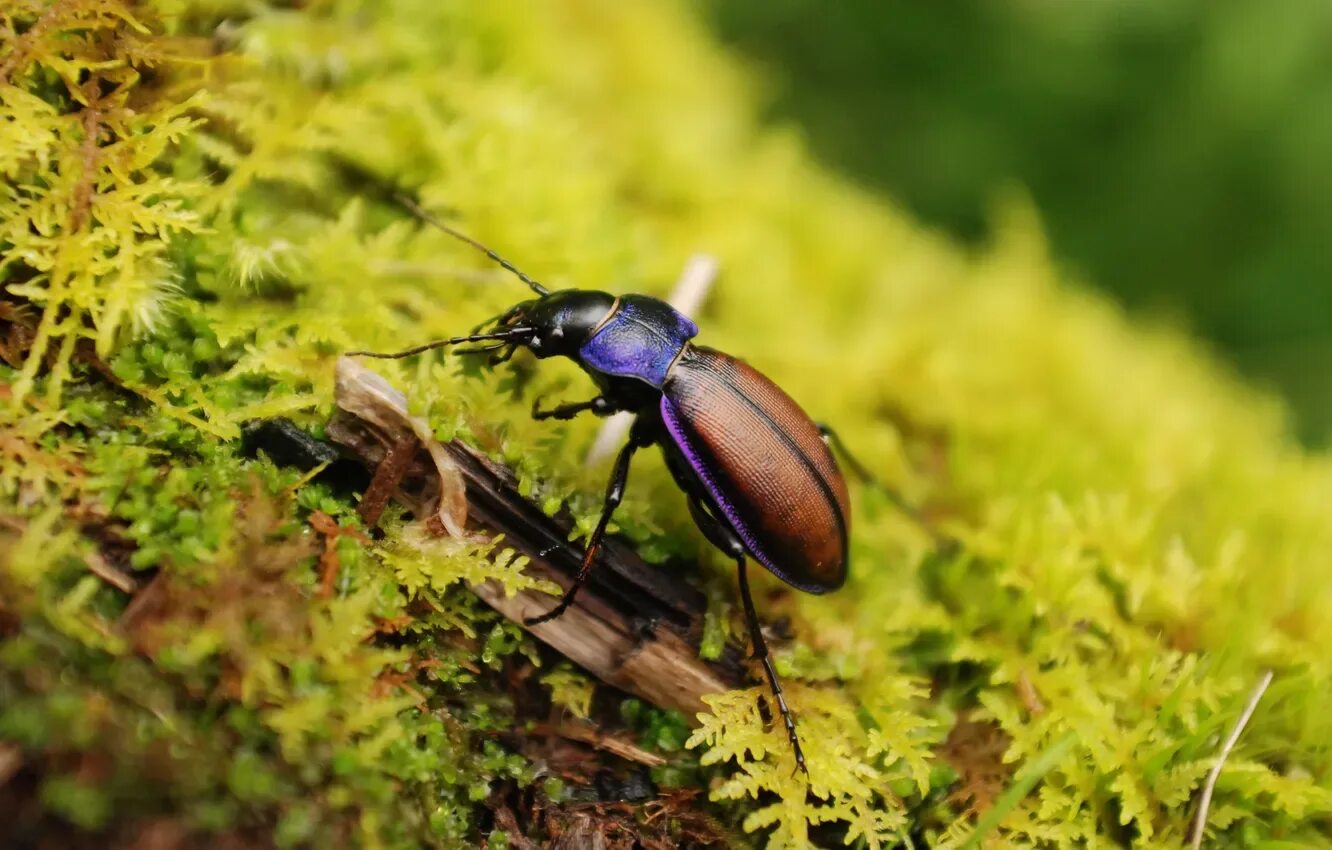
[485,787,540,850]
[528,721,667,767]
[85,549,136,594]
[357,434,419,528]
[0,742,21,786]
[1190,670,1275,850]
[0,515,28,533]
[585,254,718,466]
[1016,670,1045,715]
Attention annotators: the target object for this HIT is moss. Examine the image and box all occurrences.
[3,0,1331,848]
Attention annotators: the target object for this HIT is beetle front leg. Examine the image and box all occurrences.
[523,428,645,625]
[531,395,614,421]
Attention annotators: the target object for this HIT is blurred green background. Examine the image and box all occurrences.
[707,0,1332,444]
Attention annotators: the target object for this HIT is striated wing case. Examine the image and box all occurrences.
[659,346,850,592]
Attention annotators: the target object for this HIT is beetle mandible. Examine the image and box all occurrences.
[352,198,876,775]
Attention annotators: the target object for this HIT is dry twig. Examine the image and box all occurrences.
[84,549,136,594]
[1190,670,1275,850]
[528,721,667,768]
[0,742,21,787]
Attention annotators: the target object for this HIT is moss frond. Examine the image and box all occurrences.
[689,682,935,849]
[1,0,212,405]
[542,665,597,721]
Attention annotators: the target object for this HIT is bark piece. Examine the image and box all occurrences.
[329,358,742,717]
[334,357,467,537]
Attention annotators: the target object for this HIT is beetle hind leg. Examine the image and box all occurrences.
[818,422,945,544]
[816,423,881,488]
[685,497,808,776]
[736,555,808,778]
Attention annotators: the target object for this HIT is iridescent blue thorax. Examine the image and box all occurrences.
[578,295,699,388]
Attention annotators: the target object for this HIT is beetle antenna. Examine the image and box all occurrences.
[347,327,534,359]
[395,194,550,297]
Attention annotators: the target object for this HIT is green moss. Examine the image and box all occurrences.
[3,0,1332,847]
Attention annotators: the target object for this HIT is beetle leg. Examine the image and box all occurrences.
[684,496,745,558]
[524,428,646,625]
[488,344,519,367]
[816,423,882,486]
[737,556,808,778]
[531,395,614,422]
[687,498,809,777]
[673,477,812,776]
[815,421,943,532]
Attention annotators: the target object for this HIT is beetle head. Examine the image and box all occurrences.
[498,290,616,360]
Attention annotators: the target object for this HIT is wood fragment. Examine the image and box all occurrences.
[1190,670,1274,850]
[528,721,667,768]
[485,788,540,850]
[356,434,419,529]
[84,549,136,594]
[0,742,21,787]
[335,357,467,535]
[329,360,743,717]
[549,814,614,850]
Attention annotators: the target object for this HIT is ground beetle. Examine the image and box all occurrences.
[352,198,878,775]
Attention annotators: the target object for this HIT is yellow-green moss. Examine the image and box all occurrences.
[3,1,1331,848]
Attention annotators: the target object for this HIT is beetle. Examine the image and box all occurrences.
[352,197,877,775]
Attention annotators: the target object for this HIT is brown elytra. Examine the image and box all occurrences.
[659,345,850,593]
